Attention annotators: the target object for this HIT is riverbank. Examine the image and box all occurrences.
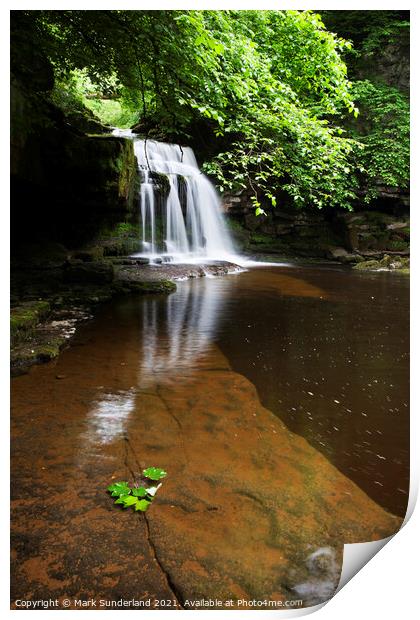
[224,196,410,268]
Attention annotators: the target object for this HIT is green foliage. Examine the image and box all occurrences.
[320,11,409,205]
[135,499,153,512]
[348,80,409,201]
[84,98,138,128]
[107,481,131,497]
[130,487,148,498]
[51,70,138,128]
[321,11,409,59]
[142,467,167,481]
[107,469,166,512]
[11,10,409,210]
[12,10,362,210]
[51,76,85,116]
[114,495,152,511]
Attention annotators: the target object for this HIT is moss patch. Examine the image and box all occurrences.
[353,255,410,272]
[11,301,51,343]
[353,259,382,271]
[11,335,65,375]
[97,221,141,256]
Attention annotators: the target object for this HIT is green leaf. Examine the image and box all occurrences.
[107,481,131,497]
[114,495,132,505]
[255,207,267,216]
[194,34,206,46]
[135,499,152,512]
[121,496,138,508]
[143,467,167,481]
[132,487,148,498]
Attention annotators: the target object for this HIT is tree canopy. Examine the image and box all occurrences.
[11,10,409,212]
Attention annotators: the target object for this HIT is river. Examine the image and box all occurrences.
[11,262,409,605]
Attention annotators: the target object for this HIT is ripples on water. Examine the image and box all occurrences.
[209,265,409,517]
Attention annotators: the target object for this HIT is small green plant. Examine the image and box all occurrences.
[107,467,167,512]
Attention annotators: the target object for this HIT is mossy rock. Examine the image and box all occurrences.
[114,279,176,295]
[353,260,382,271]
[380,254,393,268]
[102,239,140,256]
[32,339,63,362]
[10,300,51,343]
[149,171,170,194]
[378,254,410,270]
[388,239,409,252]
[65,110,110,135]
[11,337,63,374]
[98,221,141,256]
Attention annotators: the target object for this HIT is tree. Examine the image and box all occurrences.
[11,10,375,211]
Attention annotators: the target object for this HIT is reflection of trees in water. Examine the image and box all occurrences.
[80,278,227,455]
[139,278,226,386]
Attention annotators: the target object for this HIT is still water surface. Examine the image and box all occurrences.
[16,263,410,517]
[118,263,409,517]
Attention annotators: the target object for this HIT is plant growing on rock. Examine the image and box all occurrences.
[107,467,167,512]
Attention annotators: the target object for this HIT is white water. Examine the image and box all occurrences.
[113,128,236,264]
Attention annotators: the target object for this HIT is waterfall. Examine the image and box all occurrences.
[113,129,236,263]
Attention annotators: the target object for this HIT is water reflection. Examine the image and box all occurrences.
[82,390,136,448]
[80,277,230,460]
[78,265,408,516]
[137,268,328,384]
[138,279,226,385]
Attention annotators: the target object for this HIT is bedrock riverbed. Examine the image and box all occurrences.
[11,332,400,609]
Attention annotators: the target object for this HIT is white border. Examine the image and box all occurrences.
[2,2,417,618]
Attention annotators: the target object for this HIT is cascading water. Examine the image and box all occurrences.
[113,129,236,263]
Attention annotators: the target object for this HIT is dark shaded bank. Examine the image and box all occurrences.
[224,192,409,271]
